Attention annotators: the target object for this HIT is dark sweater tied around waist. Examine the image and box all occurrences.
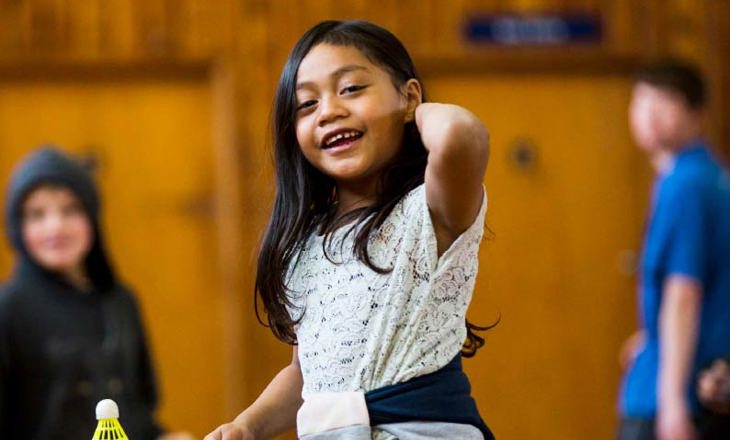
[365,355,495,440]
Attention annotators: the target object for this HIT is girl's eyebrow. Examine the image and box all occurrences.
[296,64,370,91]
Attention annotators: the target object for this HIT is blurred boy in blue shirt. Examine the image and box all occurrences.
[618,59,730,440]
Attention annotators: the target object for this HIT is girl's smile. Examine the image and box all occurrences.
[320,128,364,153]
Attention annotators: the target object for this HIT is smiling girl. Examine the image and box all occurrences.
[206,20,494,440]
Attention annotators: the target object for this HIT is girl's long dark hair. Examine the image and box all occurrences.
[255,20,494,356]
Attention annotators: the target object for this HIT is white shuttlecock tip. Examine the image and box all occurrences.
[96,399,120,420]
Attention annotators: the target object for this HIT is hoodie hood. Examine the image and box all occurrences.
[4,146,116,291]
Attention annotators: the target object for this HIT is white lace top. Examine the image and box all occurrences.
[287,184,487,395]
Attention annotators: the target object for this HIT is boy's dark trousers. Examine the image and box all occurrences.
[618,411,730,440]
[617,418,654,440]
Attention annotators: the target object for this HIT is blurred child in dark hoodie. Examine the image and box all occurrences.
[0,147,192,440]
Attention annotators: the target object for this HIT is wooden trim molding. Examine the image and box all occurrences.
[0,59,212,82]
[416,51,642,76]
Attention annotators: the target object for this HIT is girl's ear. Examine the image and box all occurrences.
[403,79,422,123]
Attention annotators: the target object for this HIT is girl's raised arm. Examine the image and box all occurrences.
[416,103,489,255]
[205,347,303,440]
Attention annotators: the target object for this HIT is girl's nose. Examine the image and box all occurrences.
[317,96,348,127]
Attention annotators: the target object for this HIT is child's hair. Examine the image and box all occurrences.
[635,58,707,110]
[255,20,492,356]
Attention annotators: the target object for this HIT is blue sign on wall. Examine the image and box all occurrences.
[465,13,602,45]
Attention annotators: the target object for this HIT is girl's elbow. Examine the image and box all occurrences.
[426,108,489,166]
[451,118,489,166]
[475,124,490,163]
[453,112,489,153]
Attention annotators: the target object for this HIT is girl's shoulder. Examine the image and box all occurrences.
[402,182,426,203]
[371,184,435,251]
[393,183,427,218]
[389,182,488,230]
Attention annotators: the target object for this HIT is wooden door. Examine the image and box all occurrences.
[423,73,651,439]
[0,73,228,437]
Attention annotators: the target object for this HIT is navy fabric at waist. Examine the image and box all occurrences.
[364,355,495,440]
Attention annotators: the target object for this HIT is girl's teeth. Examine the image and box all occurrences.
[327,132,358,146]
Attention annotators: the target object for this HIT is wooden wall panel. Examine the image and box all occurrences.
[708,1,730,158]
[0,0,234,60]
[0,0,721,64]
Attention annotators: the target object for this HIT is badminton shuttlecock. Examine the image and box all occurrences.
[92,399,129,440]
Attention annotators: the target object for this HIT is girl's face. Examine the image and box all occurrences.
[294,43,420,192]
[21,186,93,276]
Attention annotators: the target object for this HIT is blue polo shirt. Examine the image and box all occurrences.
[620,140,730,417]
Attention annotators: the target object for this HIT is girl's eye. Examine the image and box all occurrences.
[297,100,317,111]
[341,85,366,94]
